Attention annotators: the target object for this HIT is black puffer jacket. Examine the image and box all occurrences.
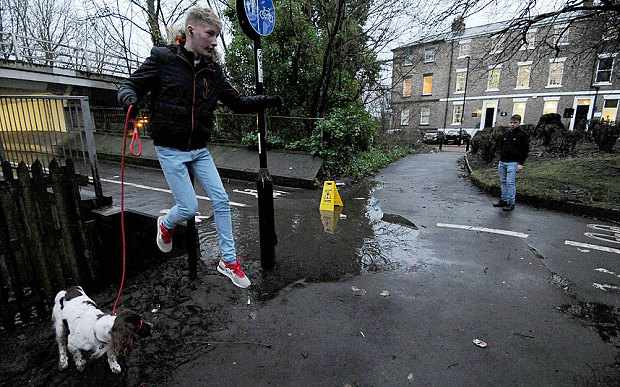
[499,126,530,165]
[118,45,279,150]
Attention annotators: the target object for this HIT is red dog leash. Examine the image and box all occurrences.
[113,104,138,315]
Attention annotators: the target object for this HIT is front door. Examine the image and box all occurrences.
[484,108,495,128]
[574,105,589,132]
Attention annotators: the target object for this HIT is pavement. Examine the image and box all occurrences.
[94,133,323,188]
[93,149,619,386]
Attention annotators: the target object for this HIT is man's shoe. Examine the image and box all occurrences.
[156,216,174,253]
[493,200,507,207]
[502,203,515,211]
[217,259,251,288]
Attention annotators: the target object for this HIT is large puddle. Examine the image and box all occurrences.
[195,180,434,300]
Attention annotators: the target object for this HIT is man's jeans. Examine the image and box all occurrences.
[155,146,236,263]
[498,161,518,205]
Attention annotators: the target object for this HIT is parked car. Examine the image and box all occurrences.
[444,129,471,144]
[423,131,439,144]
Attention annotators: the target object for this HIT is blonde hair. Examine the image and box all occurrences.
[185,7,222,32]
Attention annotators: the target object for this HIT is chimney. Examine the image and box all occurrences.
[451,16,466,35]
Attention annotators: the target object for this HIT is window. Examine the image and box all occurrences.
[400,109,410,126]
[455,69,467,93]
[525,29,537,49]
[422,74,433,95]
[547,59,565,87]
[554,25,570,45]
[452,104,463,125]
[594,55,615,84]
[602,99,618,122]
[512,100,527,123]
[420,106,431,125]
[516,63,531,89]
[403,48,413,66]
[458,40,471,58]
[424,48,436,63]
[402,78,412,97]
[491,34,506,54]
[543,99,559,114]
[487,66,501,90]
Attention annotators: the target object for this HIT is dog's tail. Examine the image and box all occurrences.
[52,290,66,321]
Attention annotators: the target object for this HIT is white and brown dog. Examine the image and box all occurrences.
[52,286,152,373]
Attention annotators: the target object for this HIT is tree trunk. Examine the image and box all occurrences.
[146,0,163,46]
[311,0,345,118]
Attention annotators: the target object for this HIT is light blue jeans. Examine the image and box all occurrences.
[155,146,236,263]
[498,161,518,205]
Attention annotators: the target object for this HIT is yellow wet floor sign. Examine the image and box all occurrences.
[319,181,343,211]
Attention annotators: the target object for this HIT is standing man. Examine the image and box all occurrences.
[118,7,281,288]
[493,114,529,211]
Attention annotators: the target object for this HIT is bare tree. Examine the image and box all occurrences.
[2,0,78,65]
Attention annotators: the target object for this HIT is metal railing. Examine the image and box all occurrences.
[0,95,103,198]
[91,106,322,147]
[0,31,143,78]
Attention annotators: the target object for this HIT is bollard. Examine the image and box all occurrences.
[186,171,199,279]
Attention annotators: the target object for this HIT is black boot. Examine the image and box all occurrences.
[493,200,507,207]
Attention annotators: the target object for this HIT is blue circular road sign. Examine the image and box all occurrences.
[243,0,276,36]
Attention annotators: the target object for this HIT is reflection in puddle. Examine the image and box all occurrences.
[359,188,434,273]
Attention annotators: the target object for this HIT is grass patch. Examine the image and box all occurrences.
[471,155,620,211]
[343,146,413,180]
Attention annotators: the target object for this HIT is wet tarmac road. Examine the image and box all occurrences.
[5,152,616,386]
[160,151,618,386]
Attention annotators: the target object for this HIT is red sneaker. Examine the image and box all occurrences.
[156,216,174,253]
[217,259,251,288]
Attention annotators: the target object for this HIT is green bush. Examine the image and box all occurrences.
[297,104,379,176]
[590,120,620,153]
[343,146,412,180]
[240,131,286,150]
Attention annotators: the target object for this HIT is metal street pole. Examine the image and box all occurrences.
[237,0,278,269]
[461,56,470,151]
[253,36,277,269]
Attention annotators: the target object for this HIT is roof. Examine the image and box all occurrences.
[393,13,580,51]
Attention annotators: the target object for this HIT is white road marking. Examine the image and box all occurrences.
[436,223,529,238]
[594,268,620,279]
[158,208,213,223]
[592,283,620,292]
[564,240,620,255]
[232,188,287,199]
[100,178,248,207]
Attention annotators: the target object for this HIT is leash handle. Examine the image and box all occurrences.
[130,127,142,156]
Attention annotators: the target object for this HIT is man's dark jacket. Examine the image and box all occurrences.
[118,45,278,150]
[499,126,530,165]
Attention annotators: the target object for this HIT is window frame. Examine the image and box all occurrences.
[458,39,471,58]
[451,103,464,125]
[515,61,532,89]
[546,58,566,88]
[424,47,436,63]
[512,99,527,123]
[594,53,617,85]
[403,47,414,66]
[455,69,467,94]
[402,78,413,97]
[422,73,433,96]
[554,24,570,46]
[542,97,560,115]
[602,98,619,122]
[400,108,410,126]
[420,106,431,125]
[486,65,502,91]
